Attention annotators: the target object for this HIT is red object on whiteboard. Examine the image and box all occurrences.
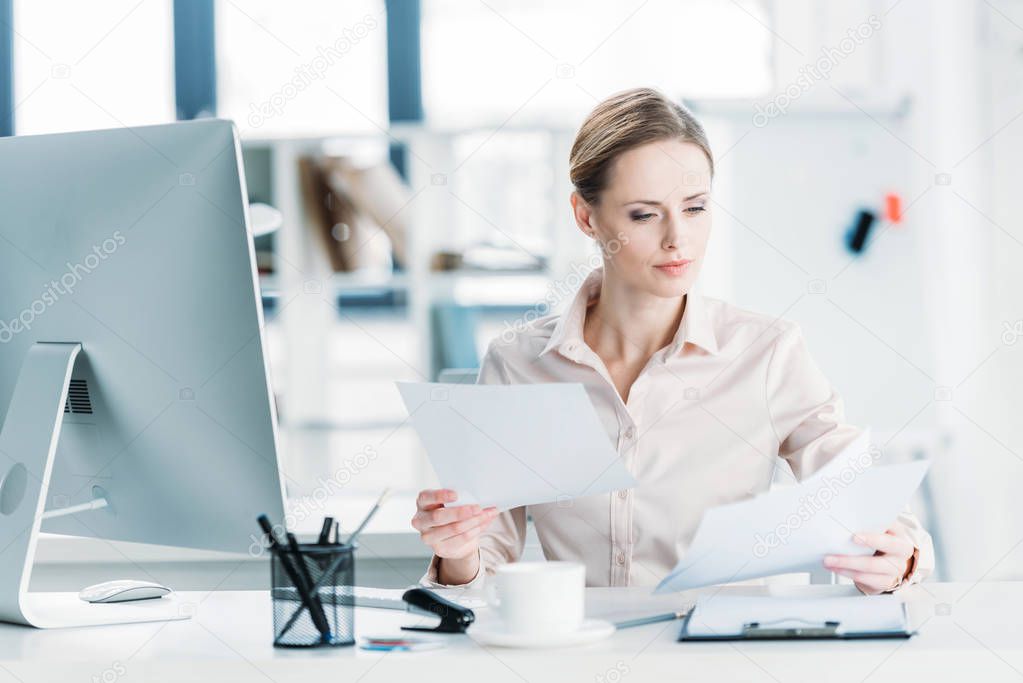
[885,193,903,224]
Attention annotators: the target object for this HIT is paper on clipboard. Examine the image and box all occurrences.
[682,594,908,638]
[396,381,637,510]
[655,429,931,593]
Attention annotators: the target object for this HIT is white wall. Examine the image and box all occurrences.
[702,0,1022,581]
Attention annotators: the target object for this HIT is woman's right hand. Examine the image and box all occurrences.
[412,489,499,584]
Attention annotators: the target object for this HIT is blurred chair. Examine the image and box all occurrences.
[436,368,479,385]
[432,306,480,379]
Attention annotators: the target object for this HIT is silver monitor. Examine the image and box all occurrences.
[0,119,286,627]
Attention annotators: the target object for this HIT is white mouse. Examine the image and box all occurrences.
[78,579,172,604]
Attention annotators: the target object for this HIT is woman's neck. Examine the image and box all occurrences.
[583,273,686,363]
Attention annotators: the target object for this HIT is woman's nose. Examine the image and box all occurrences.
[662,214,685,250]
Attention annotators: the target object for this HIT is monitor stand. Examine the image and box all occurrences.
[0,342,191,628]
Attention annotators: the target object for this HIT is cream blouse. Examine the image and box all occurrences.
[422,266,934,590]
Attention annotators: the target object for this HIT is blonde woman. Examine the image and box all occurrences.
[411,87,934,594]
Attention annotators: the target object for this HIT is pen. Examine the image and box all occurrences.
[613,610,689,630]
[346,488,392,546]
[318,517,334,545]
[285,530,332,637]
[257,515,332,642]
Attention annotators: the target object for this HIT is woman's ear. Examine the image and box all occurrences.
[570,191,597,239]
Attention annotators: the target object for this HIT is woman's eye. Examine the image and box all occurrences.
[685,206,707,214]
[632,213,656,222]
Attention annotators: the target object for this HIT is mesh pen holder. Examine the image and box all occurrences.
[270,542,355,648]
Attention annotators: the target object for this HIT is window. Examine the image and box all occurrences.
[422,0,772,127]
[216,0,388,138]
[13,0,175,135]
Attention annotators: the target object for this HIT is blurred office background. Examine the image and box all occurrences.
[10,0,1023,586]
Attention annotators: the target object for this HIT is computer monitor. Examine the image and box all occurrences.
[0,119,287,627]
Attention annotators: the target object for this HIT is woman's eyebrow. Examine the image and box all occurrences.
[622,192,708,207]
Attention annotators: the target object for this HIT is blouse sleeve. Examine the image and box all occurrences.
[764,323,935,589]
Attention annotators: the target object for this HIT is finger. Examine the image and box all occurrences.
[435,511,501,557]
[416,488,457,510]
[422,509,498,545]
[844,570,899,593]
[823,554,894,574]
[834,564,892,588]
[412,504,493,531]
[436,525,486,559]
[425,510,497,544]
[416,489,457,511]
[851,530,913,556]
[417,504,482,530]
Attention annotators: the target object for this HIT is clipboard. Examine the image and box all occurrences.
[676,594,916,641]
[678,613,915,641]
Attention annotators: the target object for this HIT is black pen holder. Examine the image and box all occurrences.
[270,543,355,648]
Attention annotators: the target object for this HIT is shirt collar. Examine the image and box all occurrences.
[539,266,719,359]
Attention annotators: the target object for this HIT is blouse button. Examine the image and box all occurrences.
[617,489,628,500]
[624,425,636,440]
[615,552,626,566]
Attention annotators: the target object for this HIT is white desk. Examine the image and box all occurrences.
[0,582,1019,682]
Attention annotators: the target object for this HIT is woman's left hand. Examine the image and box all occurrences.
[822,529,915,595]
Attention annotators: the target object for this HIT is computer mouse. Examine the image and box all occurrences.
[78,579,172,603]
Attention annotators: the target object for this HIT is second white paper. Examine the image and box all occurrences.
[655,429,931,593]
[396,381,637,510]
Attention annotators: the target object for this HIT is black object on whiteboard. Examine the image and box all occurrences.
[846,209,877,254]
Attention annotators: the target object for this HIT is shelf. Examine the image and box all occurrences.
[259,271,408,296]
[429,270,551,307]
[259,269,552,308]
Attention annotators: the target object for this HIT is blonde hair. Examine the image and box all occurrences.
[569,87,714,205]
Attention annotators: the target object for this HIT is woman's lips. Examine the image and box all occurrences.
[654,260,692,276]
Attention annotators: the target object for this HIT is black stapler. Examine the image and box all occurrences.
[400,588,476,633]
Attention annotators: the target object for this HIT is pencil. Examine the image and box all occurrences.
[346,488,392,545]
[613,610,689,630]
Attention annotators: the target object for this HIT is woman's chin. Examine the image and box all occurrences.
[639,271,691,296]
[645,280,691,299]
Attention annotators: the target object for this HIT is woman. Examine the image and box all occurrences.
[411,87,934,594]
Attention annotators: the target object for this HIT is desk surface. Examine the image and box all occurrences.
[0,582,1020,683]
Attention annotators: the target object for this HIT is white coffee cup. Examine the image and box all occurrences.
[486,561,585,636]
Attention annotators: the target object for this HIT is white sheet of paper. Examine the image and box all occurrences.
[655,429,931,593]
[396,382,637,510]
[684,594,907,637]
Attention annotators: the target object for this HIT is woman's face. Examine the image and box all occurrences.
[575,138,712,298]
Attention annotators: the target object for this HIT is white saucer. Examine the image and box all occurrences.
[469,619,615,649]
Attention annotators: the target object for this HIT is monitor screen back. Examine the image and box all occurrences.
[0,119,286,554]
